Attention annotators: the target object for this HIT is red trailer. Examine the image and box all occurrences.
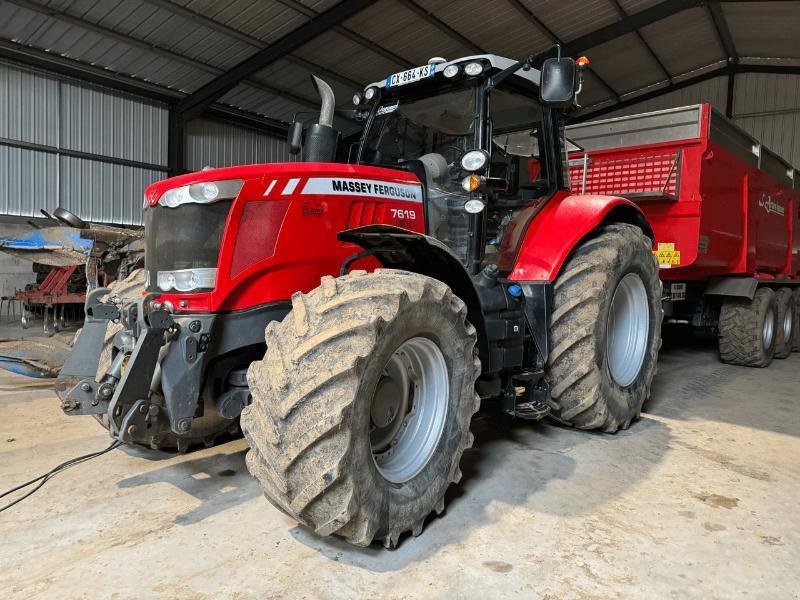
[568,103,800,365]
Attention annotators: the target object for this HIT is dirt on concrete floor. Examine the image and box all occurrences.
[0,326,798,599]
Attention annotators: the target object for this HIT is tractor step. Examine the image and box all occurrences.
[513,400,550,421]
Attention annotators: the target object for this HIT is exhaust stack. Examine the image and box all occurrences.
[313,75,335,127]
[301,75,340,162]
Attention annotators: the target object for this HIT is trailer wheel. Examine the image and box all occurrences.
[774,287,795,359]
[547,223,662,432]
[792,288,800,353]
[242,269,479,547]
[93,269,236,451]
[718,287,776,367]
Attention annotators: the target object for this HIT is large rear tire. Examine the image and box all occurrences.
[93,269,236,450]
[242,269,480,547]
[774,287,795,359]
[718,288,776,367]
[547,223,663,432]
[790,288,800,352]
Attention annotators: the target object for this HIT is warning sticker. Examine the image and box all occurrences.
[654,242,681,268]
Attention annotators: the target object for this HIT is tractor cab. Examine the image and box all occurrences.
[351,54,583,273]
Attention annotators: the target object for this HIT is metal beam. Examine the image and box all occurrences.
[0,40,180,105]
[175,0,374,121]
[4,0,321,115]
[397,0,483,52]
[726,72,736,118]
[708,2,739,63]
[609,0,673,84]
[574,64,800,123]
[535,0,703,64]
[0,136,169,172]
[274,0,413,69]
[141,0,364,91]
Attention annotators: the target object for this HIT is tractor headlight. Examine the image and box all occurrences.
[352,92,363,106]
[157,267,218,292]
[158,179,243,208]
[464,199,485,213]
[364,86,379,102]
[461,149,489,172]
[443,64,460,78]
[464,61,484,76]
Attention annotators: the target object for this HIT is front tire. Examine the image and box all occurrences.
[547,224,663,432]
[242,269,480,547]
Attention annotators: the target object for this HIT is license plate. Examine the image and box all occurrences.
[386,64,436,88]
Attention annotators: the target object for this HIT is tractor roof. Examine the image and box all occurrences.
[364,54,542,94]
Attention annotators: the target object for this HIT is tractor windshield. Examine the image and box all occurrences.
[360,86,477,167]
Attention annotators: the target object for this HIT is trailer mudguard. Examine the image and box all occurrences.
[504,193,653,282]
[338,225,489,362]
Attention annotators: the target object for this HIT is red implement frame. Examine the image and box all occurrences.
[16,265,85,306]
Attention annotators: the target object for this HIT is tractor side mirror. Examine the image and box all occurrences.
[287,121,304,155]
[540,57,576,107]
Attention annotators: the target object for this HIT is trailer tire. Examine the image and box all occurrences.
[792,288,800,352]
[718,287,776,367]
[242,269,480,547]
[774,287,795,359]
[547,223,662,433]
[93,269,236,451]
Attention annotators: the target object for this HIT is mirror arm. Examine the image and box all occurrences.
[487,55,534,91]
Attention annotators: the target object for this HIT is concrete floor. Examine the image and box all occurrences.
[0,321,798,599]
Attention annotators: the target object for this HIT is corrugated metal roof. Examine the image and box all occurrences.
[724,2,800,61]
[640,7,725,77]
[0,0,798,139]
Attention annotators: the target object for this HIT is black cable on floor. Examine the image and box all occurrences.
[0,440,121,513]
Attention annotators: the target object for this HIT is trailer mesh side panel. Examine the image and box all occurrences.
[569,150,681,200]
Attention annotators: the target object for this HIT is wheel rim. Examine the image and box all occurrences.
[371,337,449,484]
[763,307,775,348]
[782,305,793,343]
[606,273,650,387]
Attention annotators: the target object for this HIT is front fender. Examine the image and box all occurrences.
[507,193,652,282]
[338,225,489,364]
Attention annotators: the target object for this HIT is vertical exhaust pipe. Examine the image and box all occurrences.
[302,76,340,162]
[312,75,335,128]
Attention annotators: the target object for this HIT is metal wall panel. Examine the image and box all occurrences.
[60,81,168,166]
[0,61,58,146]
[185,118,291,171]
[0,144,58,216]
[0,61,168,224]
[59,157,161,226]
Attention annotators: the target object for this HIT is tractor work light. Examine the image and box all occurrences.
[461,149,489,172]
[461,174,483,192]
[157,267,218,292]
[364,86,379,102]
[464,199,485,213]
[443,64,460,78]
[463,61,484,76]
[157,179,243,208]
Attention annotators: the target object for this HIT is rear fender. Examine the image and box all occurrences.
[338,225,489,363]
[508,194,653,282]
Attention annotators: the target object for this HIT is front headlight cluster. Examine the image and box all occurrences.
[157,179,243,208]
[156,267,218,292]
[443,60,486,80]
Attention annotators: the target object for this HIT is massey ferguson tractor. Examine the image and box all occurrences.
[55,50,797,548]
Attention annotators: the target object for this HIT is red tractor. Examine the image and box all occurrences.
[57,53,665,547]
